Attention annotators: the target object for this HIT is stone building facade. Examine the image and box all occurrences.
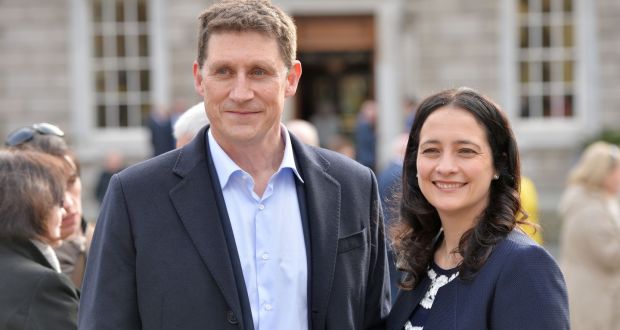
[1,0,619,244]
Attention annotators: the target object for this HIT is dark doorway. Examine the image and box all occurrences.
[298,51,373,137]
[294,15,375,145]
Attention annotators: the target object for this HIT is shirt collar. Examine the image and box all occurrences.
[207,124,304,188]
[30,239,62,273]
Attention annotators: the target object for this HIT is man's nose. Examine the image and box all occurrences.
[229,75,254,103]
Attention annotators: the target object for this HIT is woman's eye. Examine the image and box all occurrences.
[459,149,478,156]
[421,148,439,155]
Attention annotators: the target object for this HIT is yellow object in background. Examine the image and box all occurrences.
[520,176,543,244]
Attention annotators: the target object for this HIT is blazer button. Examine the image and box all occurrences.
[226,310,239,325]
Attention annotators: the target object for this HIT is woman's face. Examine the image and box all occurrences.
[43,204,65,246]
[416,106,496,221]
[61,175,83,239]
[604,163,620,196]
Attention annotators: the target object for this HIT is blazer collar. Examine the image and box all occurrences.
[0,239,56,271]
[169,126,247,329]
[387,276,431,330]
[288,135,341,330]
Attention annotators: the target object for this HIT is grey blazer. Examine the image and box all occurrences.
[79,127,390,329]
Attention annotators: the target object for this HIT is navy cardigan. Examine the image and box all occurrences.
[387,230,569,330]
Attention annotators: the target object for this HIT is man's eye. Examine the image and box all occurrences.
[214,68,231,75]
[251,69,266,76]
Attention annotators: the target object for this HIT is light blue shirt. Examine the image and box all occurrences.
[208,126,308,330]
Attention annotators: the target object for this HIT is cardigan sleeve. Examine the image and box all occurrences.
[490,242,569,330]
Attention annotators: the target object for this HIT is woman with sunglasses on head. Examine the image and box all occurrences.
[0,149,79,329]
[558,141,620,330]
[386,88,569,329]
[5,123,90,288]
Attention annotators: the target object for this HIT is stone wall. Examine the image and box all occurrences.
[598,0,620,129]
[404,0,501,100]
[0,0,71,139]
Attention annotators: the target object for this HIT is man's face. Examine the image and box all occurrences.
[193,31,301,149]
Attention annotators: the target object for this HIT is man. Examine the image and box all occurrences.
[79,1,390,329]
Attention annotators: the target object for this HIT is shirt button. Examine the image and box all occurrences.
[261,253,270,260]
[258,204,265,210]
[265,304,273,311]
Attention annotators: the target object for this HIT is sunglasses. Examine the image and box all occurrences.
[5,123,65,147]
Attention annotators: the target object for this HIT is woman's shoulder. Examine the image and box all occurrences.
[488,230,563,285]
[495,230,554,263]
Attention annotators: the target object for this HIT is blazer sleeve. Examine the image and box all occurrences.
[79,174,141,329]
[28,272,79,330]
[363,169,392,329]
[491,243,569,330]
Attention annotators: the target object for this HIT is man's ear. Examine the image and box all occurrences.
[193,61,205,97]
[285,60,302,97]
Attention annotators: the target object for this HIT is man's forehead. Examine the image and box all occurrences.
[204,31,283,62]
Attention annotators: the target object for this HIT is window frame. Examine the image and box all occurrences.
[70,0,167,154]
[500,0,599,148]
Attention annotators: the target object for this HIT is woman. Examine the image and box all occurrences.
[387,87,568,329]
[0,150,79,329]
[6,122,90,287]
[559,141,620,329]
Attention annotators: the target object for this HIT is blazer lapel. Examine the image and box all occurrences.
[387,277,431,330]
[290,138,341,330]
[169,127,245,329]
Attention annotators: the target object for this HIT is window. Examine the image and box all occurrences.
[517,0,574,118]
[92,0,150,128]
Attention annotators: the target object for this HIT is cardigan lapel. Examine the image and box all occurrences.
[169,127,246,329]
[290,137,341,330]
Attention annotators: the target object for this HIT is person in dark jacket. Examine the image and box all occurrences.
[0,149,79,329]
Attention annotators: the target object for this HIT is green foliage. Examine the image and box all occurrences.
[584,130,620,148]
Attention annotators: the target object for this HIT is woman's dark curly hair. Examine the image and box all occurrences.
[390,87,524,290]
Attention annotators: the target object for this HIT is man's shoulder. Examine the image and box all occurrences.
[117,148,183,181]
[306,145,370,175]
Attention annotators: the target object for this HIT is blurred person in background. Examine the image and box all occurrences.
[0,149,79,329]
[5,123,90,287]
[355,100,377,170]
[147,105,175,157]
[519,176,543,244]
[377,133,408,302]
[327,133,356,159]
[173,101,209,148]
[95,150,126,204]
[310,101,340,148]
[285,119,319,147]
[558,141,620,330]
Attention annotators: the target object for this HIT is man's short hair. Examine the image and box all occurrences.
[196,0,297,69]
